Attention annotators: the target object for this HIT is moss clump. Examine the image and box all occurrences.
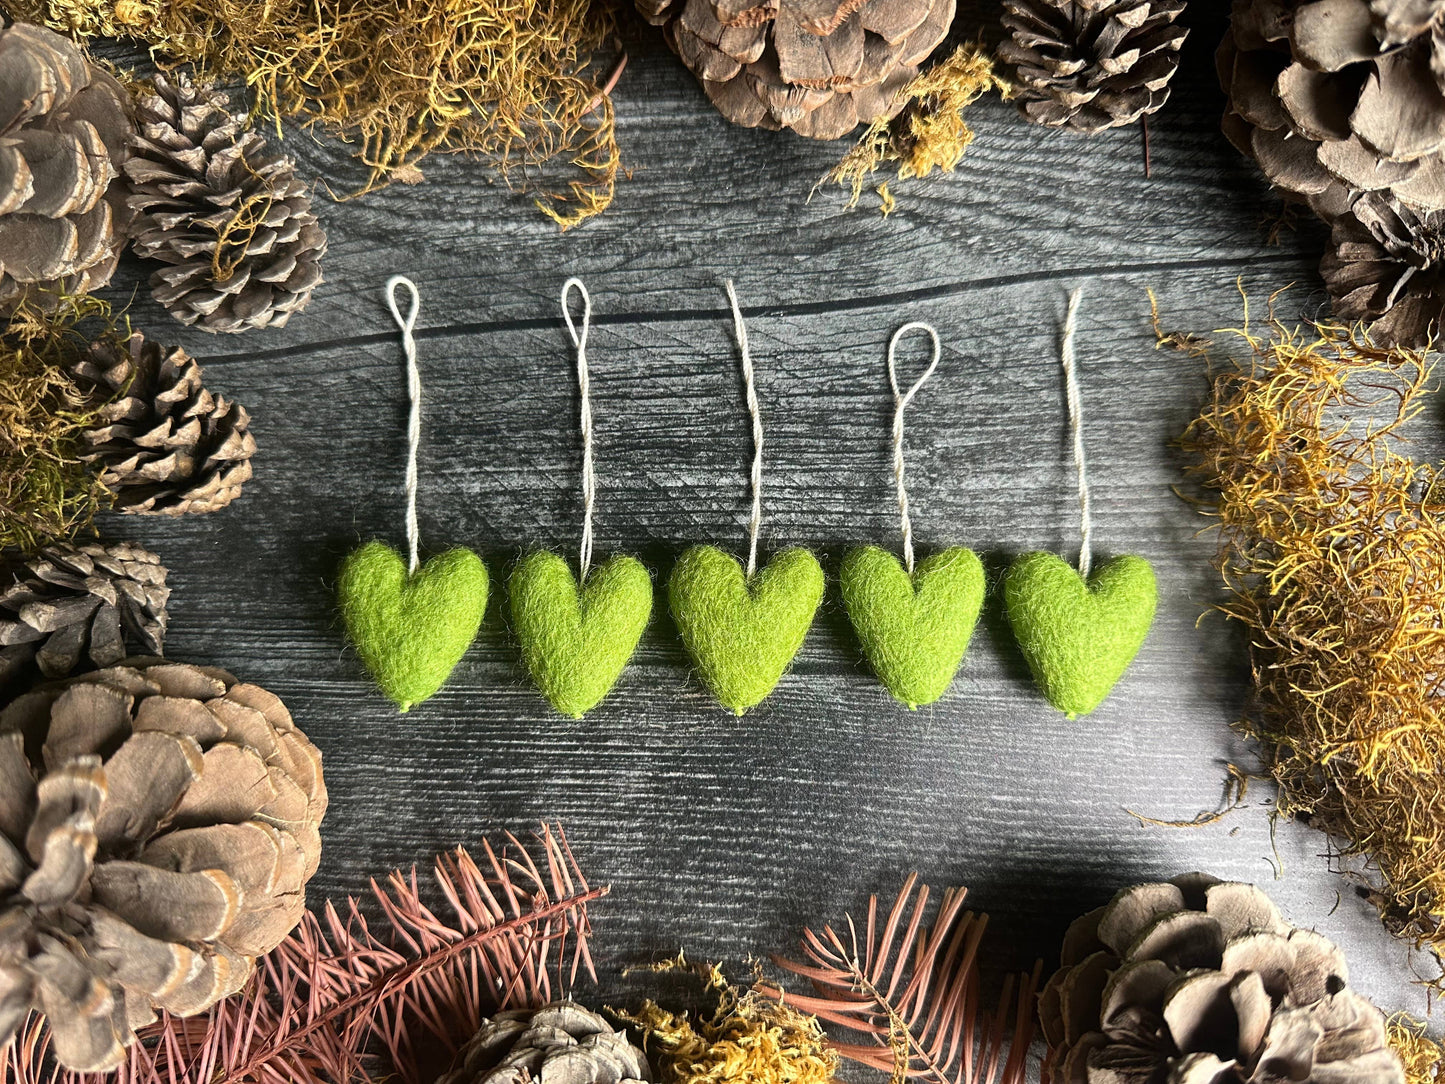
[0,297,117,552]
[1179,305,1445,974]
[40,0,621,227]
[615,956,838,1084]
[822,45,1009,214]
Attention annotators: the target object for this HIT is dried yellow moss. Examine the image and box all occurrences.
[1178,308,1445,969]
[821,45,1008,214]
[1390,1016,1444,1084]
[615,956,838,1084]
[40,0,621,227]
[0,297,116,552]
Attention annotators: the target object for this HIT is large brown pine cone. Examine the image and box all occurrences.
[999,0,1187,133]
[637,0,954,139]
[0,22,132,311]
[1039,874,1403,1084]
[0,659,328,1072]
[439,1002,652,1084]
[71,331,256,516]
[124,73,325,333]
[1218,0,1445,346]
[0,541,168,699]
[1218,0,1445,224]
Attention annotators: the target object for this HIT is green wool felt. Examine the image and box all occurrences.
[668,544,824,715]
[509,550,652,718]
[337,541,489,712]
[840,545,985,709]
[1003,551,1157,719]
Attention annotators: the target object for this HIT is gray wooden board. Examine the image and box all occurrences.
[75,2,1443,1075]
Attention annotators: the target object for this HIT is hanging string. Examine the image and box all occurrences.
[887,321,941,575]
[726,280,764,579]
[562,277,596,580]
[385,275,422,576]
[1060,286,1092,579]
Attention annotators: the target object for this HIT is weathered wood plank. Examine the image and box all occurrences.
[74,4,1439,1074]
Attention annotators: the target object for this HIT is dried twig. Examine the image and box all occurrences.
[759,875,1038,1084]
[3,825,604,1084]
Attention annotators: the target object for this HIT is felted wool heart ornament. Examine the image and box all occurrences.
[668,544,824,714]
[338,541,489,712]
[509,550,652,717]
[1003,551,1156,718]
[841,545,985,709]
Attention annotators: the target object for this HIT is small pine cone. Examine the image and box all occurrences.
[1039,874,1404,1084]
[0,541,168,698]
[999,0,1187,133]
[1321,193,1445,349]
[124,73,325,333]
[640,0,955,140]
[439,1002,652,1084]
[0,22,133,311]
[0,658,327,1072]
[71,331,256,515]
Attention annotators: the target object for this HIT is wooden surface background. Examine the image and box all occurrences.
[81,0,1442,1073]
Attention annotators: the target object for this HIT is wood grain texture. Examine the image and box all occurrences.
[77,1,1441,1073]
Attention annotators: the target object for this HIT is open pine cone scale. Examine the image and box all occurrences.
[0,661,326,1072]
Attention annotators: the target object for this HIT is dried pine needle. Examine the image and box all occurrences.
[819,45,1008,213]
[1178,312,1445,971]
[1389,1016,1444,1084]
[615,955,838,1084]
[0,295,117,552]
[40,0,621,227]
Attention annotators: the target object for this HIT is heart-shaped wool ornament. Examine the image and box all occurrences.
[338,541,489,712]
[510,550,652,717]
[668,544,824,714]
[1003,551,1157,718]
[841,545,985,709]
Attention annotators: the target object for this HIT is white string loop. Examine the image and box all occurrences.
[562,277,596,580]
[1061,286,1092,579]
[385,275,422,575]
[726,280,763,580]
[887,321,941,574]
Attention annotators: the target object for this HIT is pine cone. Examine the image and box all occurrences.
[1217,0,1445,223]
[1219,2,1445,344]
[439,1002,653,1084]
[0,658,328,1072]
[1038,874,1404,1084]
[998,0,1187,133]
[637,0,955,139]
[0,541,168,699]
[124,74,325,334]
[0,22,132,311]
[1321,193,1445,348]
[71,331,256,515]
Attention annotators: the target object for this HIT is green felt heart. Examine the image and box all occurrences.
[840,545,985,709]
[668,544,824,715]
[337,541,489,712]
[1004,551,1157,718]
[509,550,652,718]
